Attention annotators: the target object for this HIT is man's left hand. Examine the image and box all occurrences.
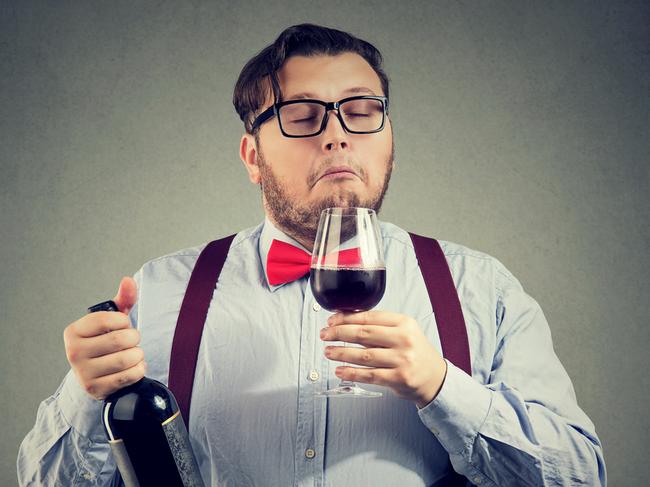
[321,311,448,408]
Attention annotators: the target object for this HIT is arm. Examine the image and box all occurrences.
[324,264,606,485]
[17,274,142,486]
[17,371,122,486]
[416,268,607,486]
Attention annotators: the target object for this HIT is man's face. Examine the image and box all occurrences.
[240,52,394,247]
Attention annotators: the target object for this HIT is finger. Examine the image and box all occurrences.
[84,360,147,400]
[325,346,397,368]
[80,328,141,359]
[80,347,145,381]
[321,324,400,348]
[112,276,138,314]
[328,310,406,327]
[73,312,132,338]
[334,366,392,387]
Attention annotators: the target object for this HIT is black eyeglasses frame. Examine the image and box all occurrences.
[250,95,389,138]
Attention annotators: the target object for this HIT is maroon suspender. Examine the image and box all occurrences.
[167,232,472,426]
[409,233,472,376]
[168,234,236,425]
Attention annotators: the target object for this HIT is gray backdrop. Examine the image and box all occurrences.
[1,1,648,485]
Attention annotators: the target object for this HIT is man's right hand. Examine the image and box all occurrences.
[63,277,146,400]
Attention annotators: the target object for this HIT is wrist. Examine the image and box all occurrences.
[416,356,448,409]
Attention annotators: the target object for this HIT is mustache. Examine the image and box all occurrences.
[308,157,366,187]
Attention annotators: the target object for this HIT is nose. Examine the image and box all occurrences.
[321,109,349,152]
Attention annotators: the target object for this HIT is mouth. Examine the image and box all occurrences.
[316,166,360,183]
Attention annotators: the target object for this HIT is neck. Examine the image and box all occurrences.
[266,213,315,252]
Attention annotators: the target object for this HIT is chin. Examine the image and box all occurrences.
[320,193,363,209]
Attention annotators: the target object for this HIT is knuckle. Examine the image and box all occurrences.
[401,350,415,366]
[357,325,371,340]
[94,314,113,335]
[66,344,81,364]
[404,375,419,390]
[330,327,340,340]
[397,370,419,390]
[123,348,142,368]
[401,333,415,348]
[130,329,141,344]
[115,354,128,370]
[65,320,82,340]
[133,347,145,362]
[116,351,135,370]
[84,381,97,397]
[361,349,373,364]
[110,331,129,350]
[364,369,375,382]
[115,373,131,387]
[394,368,409,384]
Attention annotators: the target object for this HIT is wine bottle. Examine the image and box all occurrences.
[88,300,205,487]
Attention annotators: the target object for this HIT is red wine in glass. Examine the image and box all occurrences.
[310,267,386,313]
[310,207,386,398]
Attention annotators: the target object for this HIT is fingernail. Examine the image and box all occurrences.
[320,328,327,339]
[327,316,335,326]
[324,347,332,357]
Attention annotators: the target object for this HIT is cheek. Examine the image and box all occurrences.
[265,138,304,167]
[264,142,314,184]
[362,134,392,170]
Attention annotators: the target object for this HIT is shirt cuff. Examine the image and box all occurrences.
[417,359,493,455]
[57,370,107,443]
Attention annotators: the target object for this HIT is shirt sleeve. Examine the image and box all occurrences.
[417,261,607,486]
[16,370,121,486]
[17,270,142,486]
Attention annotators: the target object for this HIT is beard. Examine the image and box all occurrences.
[256,140,394,246]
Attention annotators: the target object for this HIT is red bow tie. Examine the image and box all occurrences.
[266,239,361,286]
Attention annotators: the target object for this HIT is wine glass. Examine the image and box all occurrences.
[310,207,386,397]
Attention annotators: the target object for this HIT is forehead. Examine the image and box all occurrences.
[276,52,384,101]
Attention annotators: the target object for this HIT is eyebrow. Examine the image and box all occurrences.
[285,87,378,100]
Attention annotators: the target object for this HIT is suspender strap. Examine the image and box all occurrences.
[168,234,236,425]
[409,233,472,375]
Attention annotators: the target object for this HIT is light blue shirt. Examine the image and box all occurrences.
[18,218,606,486]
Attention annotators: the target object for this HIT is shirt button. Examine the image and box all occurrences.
[473,476,482,484]
[312,302,321,312]
[305,448,316,459]
[308,370,320,381]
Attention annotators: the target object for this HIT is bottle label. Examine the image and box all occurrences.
[162,411,205,487]
[109,439,141,487]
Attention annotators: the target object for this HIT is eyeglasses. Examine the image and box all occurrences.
[250,95,389,138]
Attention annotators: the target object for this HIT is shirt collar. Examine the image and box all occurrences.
[259,216,311,292]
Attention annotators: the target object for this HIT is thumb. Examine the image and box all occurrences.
[112,276,138,314]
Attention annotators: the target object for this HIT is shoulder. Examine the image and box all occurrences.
[380,221,521,292]
[136,223,263,278]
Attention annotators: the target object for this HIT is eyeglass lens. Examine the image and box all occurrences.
[279,98,384,136]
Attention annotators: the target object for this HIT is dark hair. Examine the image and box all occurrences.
[233,23,390,133]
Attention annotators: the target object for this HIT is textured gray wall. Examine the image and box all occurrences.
[2,1,648,485]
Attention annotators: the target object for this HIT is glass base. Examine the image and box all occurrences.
[315,382,382,398]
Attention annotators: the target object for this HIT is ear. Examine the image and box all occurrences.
[239,133,261,184]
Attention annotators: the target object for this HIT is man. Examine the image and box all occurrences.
[18,24,606,486]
